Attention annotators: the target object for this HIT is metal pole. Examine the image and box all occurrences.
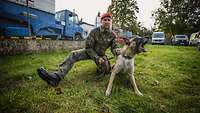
[73,9,75,40]
[26,0,31,36]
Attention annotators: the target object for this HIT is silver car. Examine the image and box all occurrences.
[172,35,189,45]
[152,32,165,44]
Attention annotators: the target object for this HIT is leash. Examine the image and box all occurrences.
[108,56,114,60]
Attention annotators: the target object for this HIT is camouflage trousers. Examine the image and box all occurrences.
[56,49,111,78]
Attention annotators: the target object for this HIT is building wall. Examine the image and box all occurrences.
[0,39,85,56]
[7,0,55,14]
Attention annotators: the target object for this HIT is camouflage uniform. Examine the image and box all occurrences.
[52,26,119,79]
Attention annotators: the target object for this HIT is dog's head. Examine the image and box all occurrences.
[128,37,148,54]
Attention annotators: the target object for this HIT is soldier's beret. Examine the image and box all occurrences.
[101,12,112,20]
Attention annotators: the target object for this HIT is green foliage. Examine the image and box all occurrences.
[0,46,200,113]
[108,0,139,33]
[153,0,200,36]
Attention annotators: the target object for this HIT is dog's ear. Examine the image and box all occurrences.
[129,37,136,42]
[128,38,136,48]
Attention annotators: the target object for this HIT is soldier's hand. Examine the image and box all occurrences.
[98,57,105,64]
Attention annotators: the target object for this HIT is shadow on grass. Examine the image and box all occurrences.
[171,73,200,113]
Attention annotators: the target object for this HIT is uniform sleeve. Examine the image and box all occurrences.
[111,33,120,56]
[85,30,100,60]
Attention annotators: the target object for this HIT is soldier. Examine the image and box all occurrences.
[37,12,120,86]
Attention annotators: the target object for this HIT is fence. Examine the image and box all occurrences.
[0,39,85,56]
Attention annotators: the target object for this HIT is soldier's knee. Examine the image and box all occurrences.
[71,49,83,56]
[69,51,79,60]
[71,51,77,56]
[71,49,86,61]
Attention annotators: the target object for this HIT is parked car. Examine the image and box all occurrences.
[189,32,199,45]
[172,35,189,45]
[151,32,165,44]
[197,33,200,51]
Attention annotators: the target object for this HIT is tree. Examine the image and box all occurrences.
[108,0,139,33]
[185,0,200,33]
[153,0,200,37]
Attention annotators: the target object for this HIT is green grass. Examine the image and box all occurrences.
[0,45,200,113]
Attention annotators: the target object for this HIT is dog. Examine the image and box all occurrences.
[105,37,148,96]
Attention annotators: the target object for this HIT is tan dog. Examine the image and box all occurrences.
[105,37,147,96]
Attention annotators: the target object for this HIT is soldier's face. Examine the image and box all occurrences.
[101,17,112,29]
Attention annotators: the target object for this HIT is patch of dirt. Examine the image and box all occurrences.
[0,79,23,91]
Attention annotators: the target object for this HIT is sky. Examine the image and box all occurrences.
[55,0,161,29]
[137,0,160,29]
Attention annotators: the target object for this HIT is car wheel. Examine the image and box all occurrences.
[74,34,82,41]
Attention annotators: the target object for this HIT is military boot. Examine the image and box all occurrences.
[37,67,61,87]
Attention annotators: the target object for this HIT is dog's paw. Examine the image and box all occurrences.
[105,90,111,96]
[135,91,143,96]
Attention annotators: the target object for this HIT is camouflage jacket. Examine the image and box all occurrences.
[85,26,119,60]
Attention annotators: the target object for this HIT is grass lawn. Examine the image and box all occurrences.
[0,45,200,113]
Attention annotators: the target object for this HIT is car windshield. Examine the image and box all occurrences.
[69,14,78,24]
[153,33,164,38]
[176,35,186,38]
[190,33,198,40]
